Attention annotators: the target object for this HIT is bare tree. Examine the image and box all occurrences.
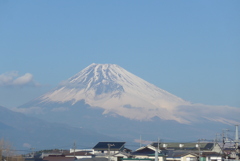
[0,138,24,161]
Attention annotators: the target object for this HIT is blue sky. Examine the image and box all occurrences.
[0,0,239,108]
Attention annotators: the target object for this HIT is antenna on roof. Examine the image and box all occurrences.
[222,129,229,144]
[155,138,160,161]
[214,133,220,146]
[140,135,142,148]
[73,141,76,158]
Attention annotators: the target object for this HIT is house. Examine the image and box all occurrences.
[93,142,126,155]
[92,142,131,161]
[224,147,240,159]
[131,146,165,161]
[151,142,221,153]
[201,152,222,161]
[80,158,108,161]
[130,142,222,161]
[43,155,76,161]
[165,150,222,161]
[122,159,153,161]
[152,142,222,161]
[69,149,94,154]
[132,146,158,158]
[41,150,69,158]
[111,152,132,161]
[166,151,199,161]
[64,151,94,159]
[41,151,64,158]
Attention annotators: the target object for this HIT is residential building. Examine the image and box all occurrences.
[65,151,94,159]
[93,142,126,155]
[151,142,222,153]
[92,142,131,161]
[43,156,76,161]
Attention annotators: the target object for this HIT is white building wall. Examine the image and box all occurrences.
[70,149,94,153]
[111,155,128,161]
[212,144,222,153]
[66,155,92,159]
[209,157,221,161]
[94,150,120,155]
[148,156,166,161]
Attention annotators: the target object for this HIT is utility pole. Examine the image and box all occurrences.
[30,148,35,158]
[214,134,217,146]
[222,129,229,147]
[73,142,76,158]
[108,144,114,161]
[197,140,201,161]
[222,129,228,152]
[0,149,2,161]
[6,149,9,161]
[215,133,221,147]
[155,138,160,161]
[235,125,239,160]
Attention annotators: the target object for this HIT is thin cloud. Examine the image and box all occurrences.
[134,139,152,145]
[11,106,44,114]
[174,104,240,125]
[51,107,69,112]
[0,71,40,87]
[23,143,32,148]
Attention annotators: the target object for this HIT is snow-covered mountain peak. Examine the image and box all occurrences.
[68,63,122,83]
[15,64,240,144]
[62,63,127,95]
[37,63,192,123]
[20,63,240,125]
[67,63,132,85]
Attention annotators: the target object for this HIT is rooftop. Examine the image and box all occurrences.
[93,142,125,151]
[151,142,214,151]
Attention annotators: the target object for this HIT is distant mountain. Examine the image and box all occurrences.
[0,105,117,150]
[16,63,240,143]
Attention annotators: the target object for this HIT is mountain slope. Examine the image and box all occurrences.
[20,64,192,123]
[0,105,117,150]
[19,63,240,125]
[16,63,240,142]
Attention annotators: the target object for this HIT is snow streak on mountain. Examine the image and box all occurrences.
[19,63,240,125]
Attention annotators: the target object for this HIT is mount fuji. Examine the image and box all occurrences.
[16,63,240,142]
